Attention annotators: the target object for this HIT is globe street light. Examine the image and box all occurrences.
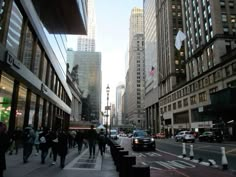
[106,84,110,136]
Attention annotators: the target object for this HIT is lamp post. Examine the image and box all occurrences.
[106,84,110,136]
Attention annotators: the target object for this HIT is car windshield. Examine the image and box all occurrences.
[134,131,148,137]
[110,131,117,135]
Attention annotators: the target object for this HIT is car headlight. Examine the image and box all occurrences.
[151,138,155,141]
[134,139,139,144]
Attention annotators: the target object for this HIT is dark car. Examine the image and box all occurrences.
[131,130,156,151]
[198,131,223,143]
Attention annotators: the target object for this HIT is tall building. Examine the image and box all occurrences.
[154,0,186,136]
[67,50,102,122]
[129,7,144,45]
[0,0,87,132]
[126,34,145,128]
[144,0,159,134]
[77,0,96,52]
[126,7,145,129]
[159,0,236,139]
[115,83,125,126]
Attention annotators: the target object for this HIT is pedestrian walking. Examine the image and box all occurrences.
[34,129,40,156]
[39,127,50,164]
[75,130,84,154]
[23,125,35,163]
[98,129,106,156]
[0,122,10,177]
[8,127,22,155]
[49,130,58,165]
[57,129,68,168]
[87,125,97,158]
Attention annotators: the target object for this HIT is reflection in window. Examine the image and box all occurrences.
[28,92,36,126]
[6,2,23,57]
[22,26,34,70]
[41,56,48,83]
[33,43,42,77]
[38,98,43,129]
[0,72,14,127]
[16,85,27,129]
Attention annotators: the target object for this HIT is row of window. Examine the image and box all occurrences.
[160,61,236,107]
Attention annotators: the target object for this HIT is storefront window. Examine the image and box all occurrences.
[6,2,23,58]
[0,73,14,127]
[28,92,36,126]
[15,85,27,129]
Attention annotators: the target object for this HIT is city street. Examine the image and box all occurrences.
[117,136,236,177]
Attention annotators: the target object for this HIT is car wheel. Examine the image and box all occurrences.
[192,140,195,143]
[175,138,178,142]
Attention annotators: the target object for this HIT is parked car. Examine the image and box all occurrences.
[175,131,195,143]
[153,132,166,139]
[110,129,118,140]
[131,130,156,151]
[198,131,223,143]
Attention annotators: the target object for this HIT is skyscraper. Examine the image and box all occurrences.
[77,0,96,52]
[125,7,145,129]
[144,0,159,134]
[129,7,144,46]
[67,50,102,121]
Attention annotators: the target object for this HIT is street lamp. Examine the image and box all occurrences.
[106,84,110,136]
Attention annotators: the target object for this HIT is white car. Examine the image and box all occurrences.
[175,131,195,143]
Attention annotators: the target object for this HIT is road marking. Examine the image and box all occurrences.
[156,148,179,157]
[194,145,211,150]
[132,152,162,157]
[141,160,196,171]
[226,148,236,154]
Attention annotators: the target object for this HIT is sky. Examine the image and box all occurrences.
[67,0,143,111]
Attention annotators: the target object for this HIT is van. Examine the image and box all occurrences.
[110,129,118,140]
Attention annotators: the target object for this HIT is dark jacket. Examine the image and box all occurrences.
[58,132,68,156]
[87,129,97,143]
[0,132,10,170]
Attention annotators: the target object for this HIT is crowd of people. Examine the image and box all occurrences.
[0,122,107,177]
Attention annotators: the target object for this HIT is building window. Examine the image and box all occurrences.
[183,98,188,107]
[178,100,182,108]
[190,95,197,105]
[232,63,236,73]
[168,104,171,111]
[6,2,23,58]
[199,92,207,102]
[173,103,176,110]
[209,87,218,94]
[22,26,34,70]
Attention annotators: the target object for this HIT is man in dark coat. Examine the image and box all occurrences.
[75,130,84,154]
[57,130,68,168]
[0,122,10,177]
[98,129,106,156]
[87,125,97,158]
[23,125,35,163]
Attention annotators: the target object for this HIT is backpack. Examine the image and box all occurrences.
[99,134,106,143]
[23,129,30,142]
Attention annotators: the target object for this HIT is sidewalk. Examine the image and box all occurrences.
[4,146,118,177]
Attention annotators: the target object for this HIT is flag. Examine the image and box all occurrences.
[149,66,155,76]
[175,30,186,50]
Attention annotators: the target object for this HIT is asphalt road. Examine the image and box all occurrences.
[116,136,236,177]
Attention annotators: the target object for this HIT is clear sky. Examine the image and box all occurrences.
[67,0,143,112]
